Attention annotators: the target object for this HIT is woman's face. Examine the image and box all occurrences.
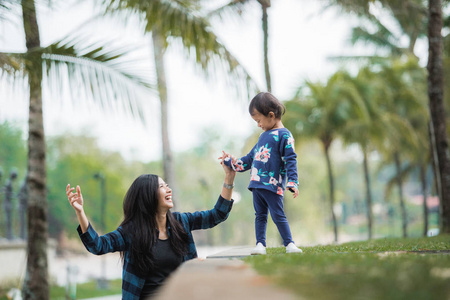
[157,177,173,211]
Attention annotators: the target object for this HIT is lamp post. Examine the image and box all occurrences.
[93,172,108,289]
[4,170,17,240]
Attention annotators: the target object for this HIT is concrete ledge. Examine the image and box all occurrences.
[0,239,57,282]
[153,256,297,300]
[206,246,254,259]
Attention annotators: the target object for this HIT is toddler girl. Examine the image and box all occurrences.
[221,92,302,255]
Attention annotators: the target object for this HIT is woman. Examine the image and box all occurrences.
[66,155,236,299]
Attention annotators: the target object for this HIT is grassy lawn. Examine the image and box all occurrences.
[1,279,121,300]
[244,235,450,300]
[50,279,122,300]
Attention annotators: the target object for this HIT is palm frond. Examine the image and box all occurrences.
[0,0,21,22]
[37,37,154,124]
[207,0,250,20]
[351,24,404,56]
[327,55,391,65]
[0,52,25,75]
[322,0,374,18]
[381,0,427,38]
[98,0,259,98]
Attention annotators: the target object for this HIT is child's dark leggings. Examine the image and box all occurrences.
[252,188,294,247]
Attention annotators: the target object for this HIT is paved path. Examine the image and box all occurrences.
[152,246,299,300]
[78,246,299,300]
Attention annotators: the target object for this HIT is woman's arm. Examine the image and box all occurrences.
[180,155,236,231]
[66,184,89,233]
[220,152,236,201]
[67,184,127,254]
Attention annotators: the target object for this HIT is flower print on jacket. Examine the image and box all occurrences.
[254,144,271,163]
[269,176,278,186]
[284,134,295,151]
[267,171,278,186]
[271,130,279,142]
[224,157,247,172]
[251,167,261,182]
[234,159,246,172]
[277,187,284,195]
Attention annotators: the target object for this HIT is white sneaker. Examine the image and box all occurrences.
[286,242,303,254]
[251,242,266,255]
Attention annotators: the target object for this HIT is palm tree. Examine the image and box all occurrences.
[337,67,386,239]
[209,0,272,92]
[328,0,450,235]
[373,58,428,238]
[98,0,258,202]
[285,71,369,242]
[1,2,152,298]
[428,0,450,234]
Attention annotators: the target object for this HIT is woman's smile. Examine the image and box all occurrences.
[158,177,174,209]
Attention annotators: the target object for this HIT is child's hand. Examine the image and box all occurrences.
[219,151,236,176]
[288,187,299,198]
[218,150,230,162]
[218,150,237,164]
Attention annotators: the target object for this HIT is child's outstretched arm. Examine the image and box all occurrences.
[66,184,89,233]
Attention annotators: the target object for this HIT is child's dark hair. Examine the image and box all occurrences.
[249,92,285,119]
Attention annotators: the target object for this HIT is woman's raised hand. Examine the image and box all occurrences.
[66,184,84,213]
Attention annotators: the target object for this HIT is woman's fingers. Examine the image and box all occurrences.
[66,185,74,195]
[66,184,79,205]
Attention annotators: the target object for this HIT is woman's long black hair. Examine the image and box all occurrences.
[119,174,189,276]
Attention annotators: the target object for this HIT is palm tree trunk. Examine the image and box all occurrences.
[152,29,178,206]
[323,142,338,242]
[394,152,407,238]
[362,149,373,239]
[21,0,49,299]
[420,163,429,236]
[428,0,450,234]
[259,0,271,92]
[428,122,441,227]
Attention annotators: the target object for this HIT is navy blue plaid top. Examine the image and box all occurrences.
[77,195,233,300]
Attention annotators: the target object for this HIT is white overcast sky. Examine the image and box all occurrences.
[0,0,428,162]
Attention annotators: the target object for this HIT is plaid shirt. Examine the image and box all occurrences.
[77,195,234,300]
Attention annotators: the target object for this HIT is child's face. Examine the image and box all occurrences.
[251,109,277,132]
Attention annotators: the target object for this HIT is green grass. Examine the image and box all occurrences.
[50,279,122,300]
[1,279,121,300]
[244,235,450,300]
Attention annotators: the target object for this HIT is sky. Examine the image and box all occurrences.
[0,0,413,162]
